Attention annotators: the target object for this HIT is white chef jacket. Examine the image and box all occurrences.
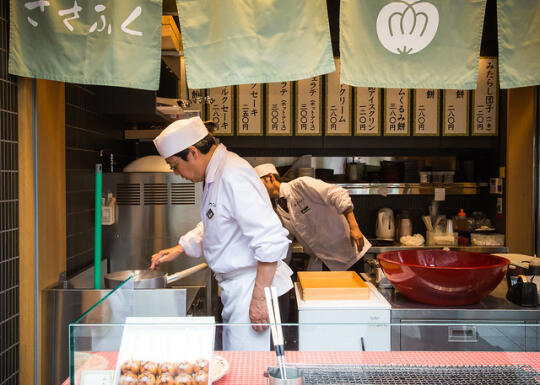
[277,177,371,271]
[178,144,293,350]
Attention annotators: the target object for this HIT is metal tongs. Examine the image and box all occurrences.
[264,286,287,380]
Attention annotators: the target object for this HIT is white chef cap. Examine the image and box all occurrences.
[254,163,279,178]
[153,117,209,158]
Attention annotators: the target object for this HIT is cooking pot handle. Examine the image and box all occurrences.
[166,263,208,285]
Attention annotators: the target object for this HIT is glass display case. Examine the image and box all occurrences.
[68,276,540,385]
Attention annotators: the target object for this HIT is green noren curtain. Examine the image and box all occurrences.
[497,0,540,89]
[340,0,486,89]
[177,0,335,89]
[9,0,163,90]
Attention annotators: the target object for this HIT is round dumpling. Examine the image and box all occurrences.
[121,360,140,375]
[118,372,138,385]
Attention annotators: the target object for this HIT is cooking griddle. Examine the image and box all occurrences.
[289,364,540,384]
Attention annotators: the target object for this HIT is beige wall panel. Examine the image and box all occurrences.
[506,87,535,255]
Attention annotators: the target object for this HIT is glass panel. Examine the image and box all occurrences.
[68,321,540,385]
[72,276,134,325]
[69,276,135,382]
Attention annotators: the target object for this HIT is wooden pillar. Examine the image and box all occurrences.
[18,77,36,385]
[506,86,536,255]
[18,78,66,385]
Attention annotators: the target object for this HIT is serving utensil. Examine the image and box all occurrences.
[264,286,286,380]
[422,215,433,231]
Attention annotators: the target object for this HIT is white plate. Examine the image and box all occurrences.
[211,354,229,382]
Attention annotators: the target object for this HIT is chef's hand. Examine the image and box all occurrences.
[249,296,269,332]
[350,225,365,250]
[150,244,184,270]
[343,208,364,250]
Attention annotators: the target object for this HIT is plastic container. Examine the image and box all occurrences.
[471,233,505,246]
[427,230,458,246]
[419,171,431,183]
[454,209,472,233]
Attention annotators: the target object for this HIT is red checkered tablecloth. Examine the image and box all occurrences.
[63,350,540,385]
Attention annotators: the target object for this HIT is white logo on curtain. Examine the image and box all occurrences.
[376,0,439,55]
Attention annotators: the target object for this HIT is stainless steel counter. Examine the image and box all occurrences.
[377,280,539,320]
[370,278,540,351]
[292,242,508,254]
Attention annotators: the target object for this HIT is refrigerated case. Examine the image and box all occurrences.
[295,282,391,351]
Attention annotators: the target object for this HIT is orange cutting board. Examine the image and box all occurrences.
[297,271,370,300]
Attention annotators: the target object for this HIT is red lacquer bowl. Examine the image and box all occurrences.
[377,250,510,306]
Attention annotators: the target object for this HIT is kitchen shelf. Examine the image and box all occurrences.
[291,242,507,255]
[335,182,487,196]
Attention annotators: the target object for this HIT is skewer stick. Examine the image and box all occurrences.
[264,286,286,380]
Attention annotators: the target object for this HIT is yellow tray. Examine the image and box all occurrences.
[297,271,370,300]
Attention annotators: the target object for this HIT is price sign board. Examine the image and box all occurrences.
[472,57,498,136]
[296,76,322,136]
[413,89,439,136]
[325,59,351,135]
[443,90,469,136]
[384,88,410,136]
[266,82,292,136]
[237,84,263,136]
[355,87,381,136]
[207,86,234,135]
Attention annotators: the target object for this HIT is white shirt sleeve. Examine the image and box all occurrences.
[179,221,204,258]
[296,177,353,214]
[222,169,290,263]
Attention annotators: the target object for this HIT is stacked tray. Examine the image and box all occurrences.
[297,271,370,300]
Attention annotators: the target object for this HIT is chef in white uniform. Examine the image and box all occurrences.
[150,118,293,351]
[254,163,371,271]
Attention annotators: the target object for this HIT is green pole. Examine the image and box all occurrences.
[94,164,103,289]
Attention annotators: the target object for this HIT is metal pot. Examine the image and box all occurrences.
[104,263,208,289]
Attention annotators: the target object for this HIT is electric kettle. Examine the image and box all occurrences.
[376,208,395,240]
[396,210,413,241]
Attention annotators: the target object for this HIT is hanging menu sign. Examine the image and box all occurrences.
[472,57,498,136]
[443,90,469,136]
[266,82,292,136]
[413,89,439,136]
[237,84,263,136]
[355,87,380,136]
[207,86,233,135]
[384,88,410,136]
[296,76,322,136]
[325,59,351,135]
